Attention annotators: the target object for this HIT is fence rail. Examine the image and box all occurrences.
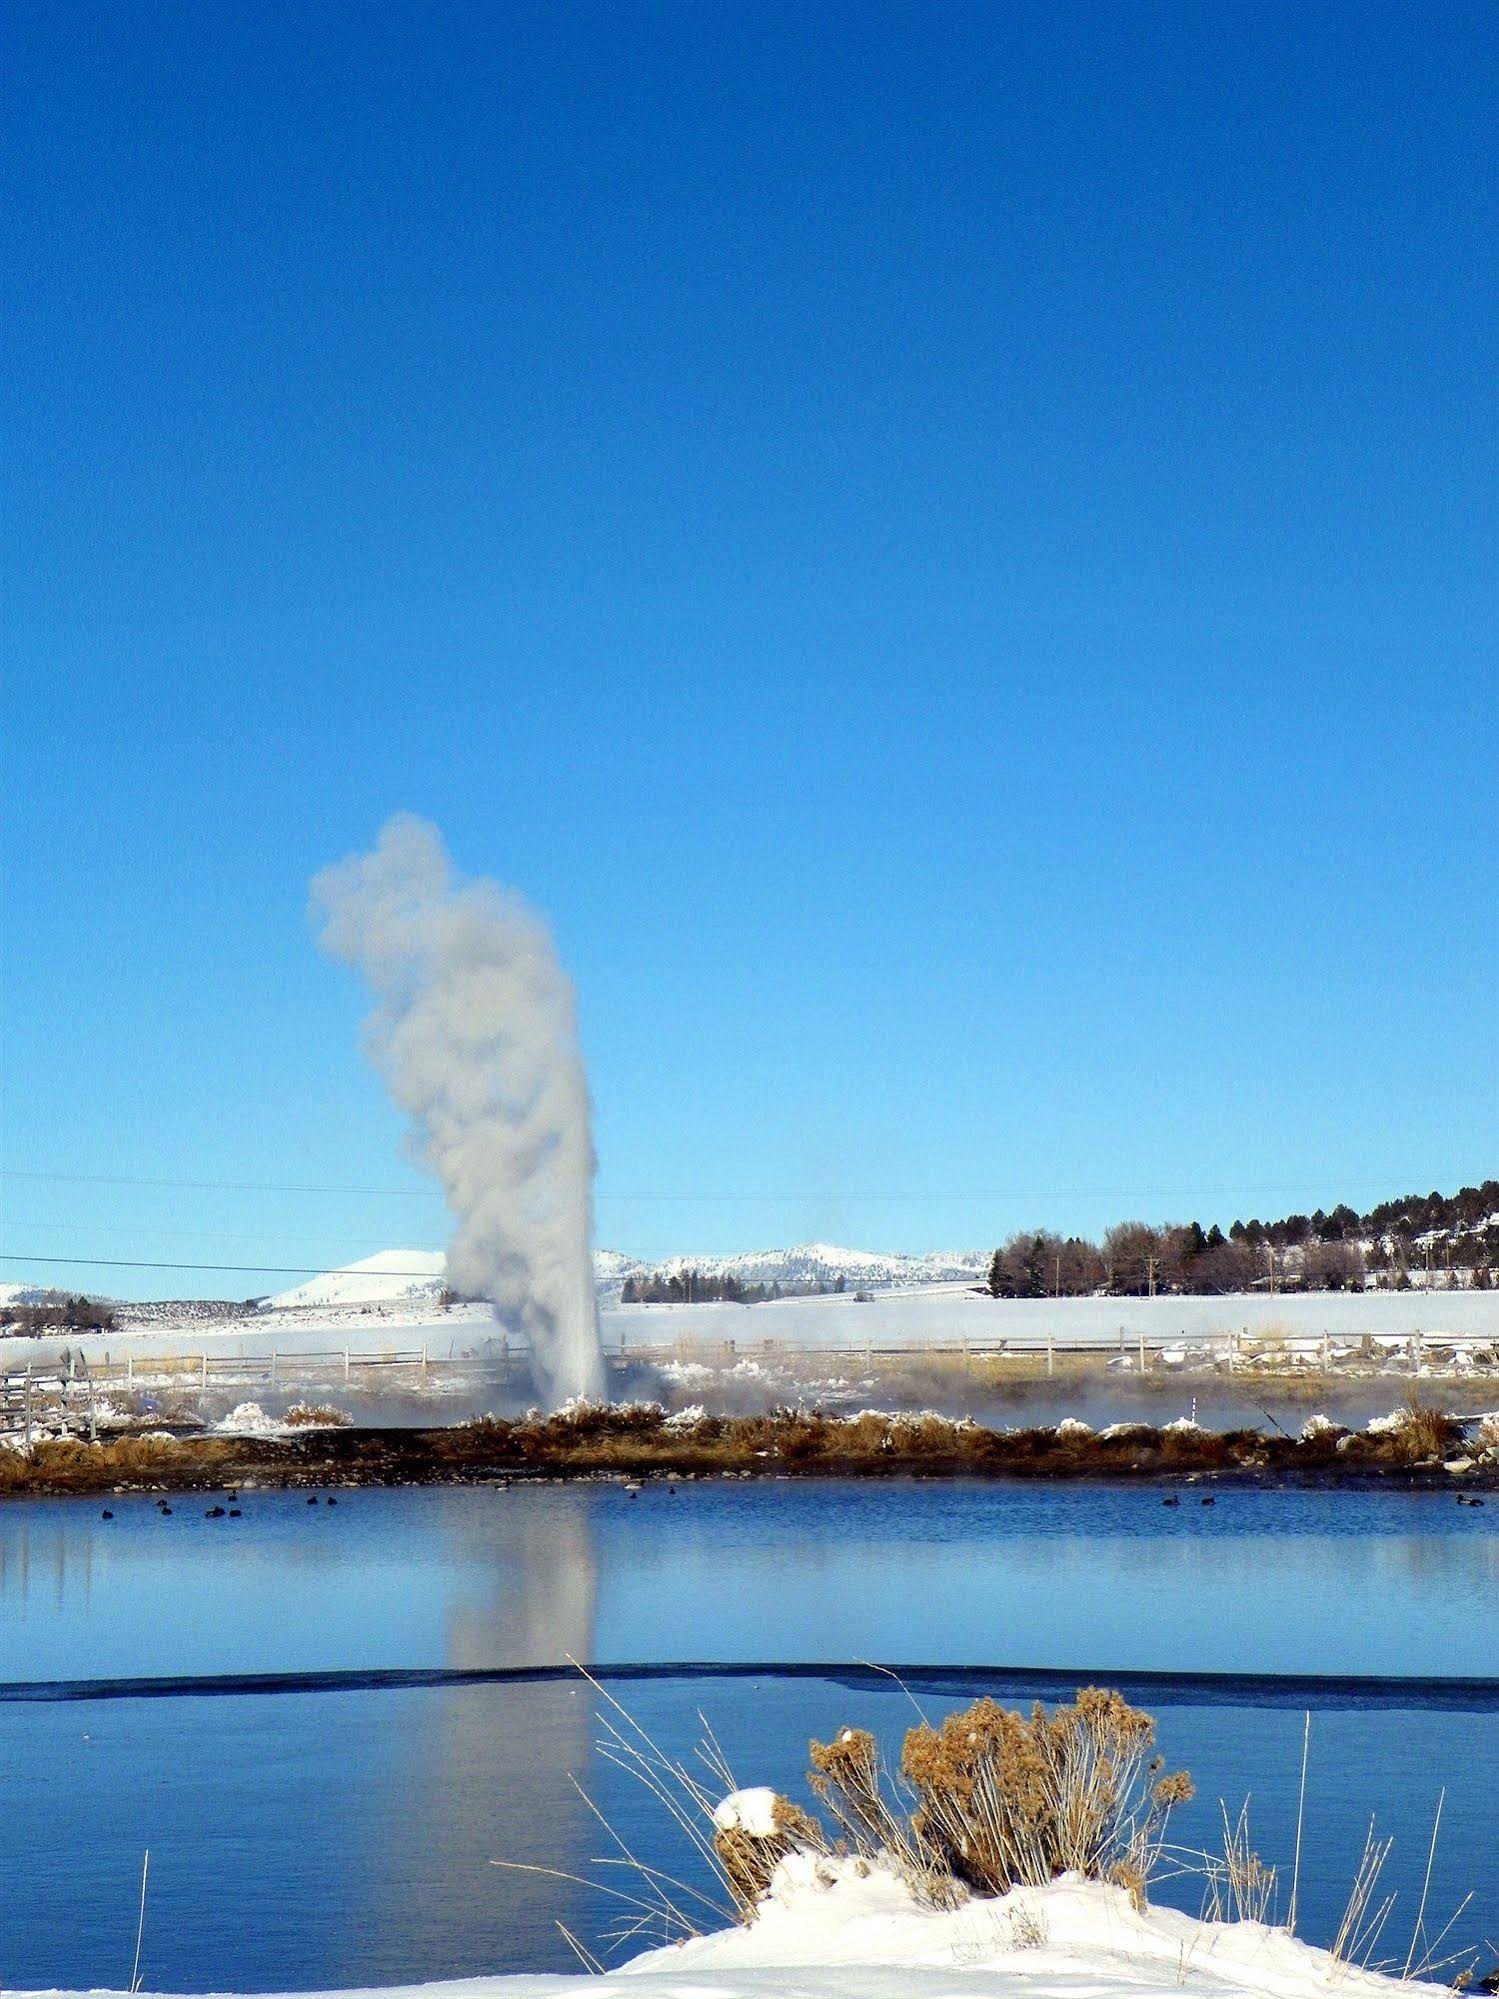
[0,1320,1480,1442]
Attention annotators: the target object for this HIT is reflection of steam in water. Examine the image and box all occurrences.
[0,1520,93,1607]
[349,1489,601,1978]
[444,1485,598,1669]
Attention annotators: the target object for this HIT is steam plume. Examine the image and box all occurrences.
[311,814,604,1406]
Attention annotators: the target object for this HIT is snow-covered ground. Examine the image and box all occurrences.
[2,1277,1496,1381]
[12,1871,1456,1999]
[604,1284,1499,1351]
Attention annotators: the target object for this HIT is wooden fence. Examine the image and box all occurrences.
[0,1323,1473,1441]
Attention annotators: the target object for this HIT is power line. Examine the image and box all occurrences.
[0,1168,442,1200]
[0,1253,445,1281]
[0,1216,407,1251]
[0,1166,1439,1204]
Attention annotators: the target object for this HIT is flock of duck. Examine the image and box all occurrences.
[99,1490,343,1520]
[95,1481,1487,1520]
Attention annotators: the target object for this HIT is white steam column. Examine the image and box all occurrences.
[311,814,605,1406]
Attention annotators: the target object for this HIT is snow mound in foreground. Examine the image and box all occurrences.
[21,1870,1453,1999]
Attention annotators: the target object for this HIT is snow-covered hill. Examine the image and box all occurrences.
[267,1249,447,1311]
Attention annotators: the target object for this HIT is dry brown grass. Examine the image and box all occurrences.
[3,1395,1494,1495]
[0,1431,191,1490]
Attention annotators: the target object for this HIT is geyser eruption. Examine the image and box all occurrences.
[311,814,605,1406]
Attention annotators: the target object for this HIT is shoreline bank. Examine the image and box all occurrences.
[2,1404,1495,1498]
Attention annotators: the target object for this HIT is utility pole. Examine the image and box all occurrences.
[1145,1255,1159,1300]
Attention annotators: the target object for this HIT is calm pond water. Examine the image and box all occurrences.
[0,1482,1494,1989]
[2,1479,1496,1681]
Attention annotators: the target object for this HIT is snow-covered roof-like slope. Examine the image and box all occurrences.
[267,1250,447,1310]
[21,1869,1455,1999]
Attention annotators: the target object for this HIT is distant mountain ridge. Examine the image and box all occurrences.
[596,1242,987,1303]
[260,1244,986,1311]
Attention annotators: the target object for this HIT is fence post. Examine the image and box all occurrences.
[127,1352,134,1387]
[200,1353,208,1393]
[24,1370,32,1453]
[343,1346,351,1385]
[421,1343,429,1384]
[1046,1329,1054,1377]
[270,1350,278,1391]
[1138,1330,1147,1372]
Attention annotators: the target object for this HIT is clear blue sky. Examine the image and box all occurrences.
[3,1,1495,1294]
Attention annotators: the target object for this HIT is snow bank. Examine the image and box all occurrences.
[215,1402,289,1436]
[712,1786,782,1837]
[18,1871,1454,1999]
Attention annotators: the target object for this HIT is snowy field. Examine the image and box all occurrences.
[10,1872,1458,1999]
[3,1281,1496,1378]
[603,1283,1499,1352]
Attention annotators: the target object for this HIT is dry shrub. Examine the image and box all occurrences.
[807,1724,966,1909]
[524,1676,1195,1969]
[1369,1394,1464,1463]
[283,1402,352,1427]
[808,1727,897,1848]
[900,1688,1192,1905]
[712,1795,825,1917]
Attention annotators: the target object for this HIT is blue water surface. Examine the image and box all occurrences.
[0,1482,1493,1990]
